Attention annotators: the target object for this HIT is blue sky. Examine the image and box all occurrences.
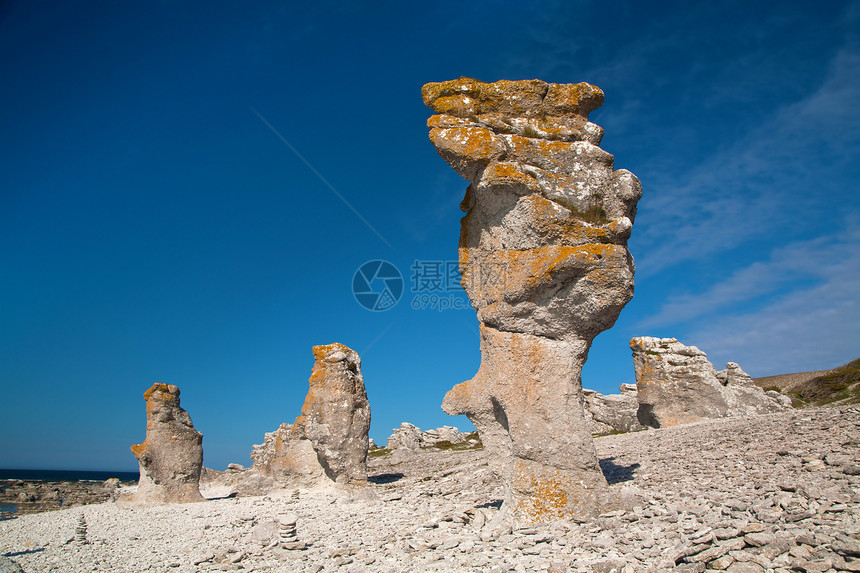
[1,1,858,472]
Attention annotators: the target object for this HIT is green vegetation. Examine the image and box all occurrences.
[368,448,392,458]
[592,428,628,438]
[763,386,782,393]
[423,432,484,452]
[786,358,860,407]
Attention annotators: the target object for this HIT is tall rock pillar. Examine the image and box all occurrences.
[423,78,642,524]
[130,383,204,503]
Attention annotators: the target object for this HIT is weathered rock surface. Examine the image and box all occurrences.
[248,423,326,486]
[720,361,793,415]
[583,383,645,435]
[631,337,789,428]
[249,343,371,487]
[424,77,642,524]
[5,406,858,572]
[128,383,204,504]
[386,423,470,450]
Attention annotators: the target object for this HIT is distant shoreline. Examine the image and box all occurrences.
[0,469,138,483]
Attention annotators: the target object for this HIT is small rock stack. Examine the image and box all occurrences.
[75,514,87,545]
[277,513,304,550]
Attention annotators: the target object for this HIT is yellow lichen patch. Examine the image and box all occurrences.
[426,114,478,129]
[421,78,485,111]
[311,342,351,361]
[506,135,612,174]
[480,162,541,194]
[130,441,146,457]
[521,194,610,245]
[544,82,604,118]
[422,78,551,117]
[143,382,178,402]
[474,244,615,302]
[512,459,601,523]
[429,127,503,165]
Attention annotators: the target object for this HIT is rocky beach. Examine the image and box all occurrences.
[2,404,858,572]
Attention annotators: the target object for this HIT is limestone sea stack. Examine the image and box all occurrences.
[631,337,790,428]
[129,383,204,503]
[423,78,642,524]
[251,343,371,486]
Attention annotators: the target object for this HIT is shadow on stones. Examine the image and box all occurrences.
[368,473,405,484]
[205,492,238,501]
[476,499,503,509]
[599,457,640,484]
[3,548,45,557]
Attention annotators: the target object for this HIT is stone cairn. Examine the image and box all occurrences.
[631,337,790,428]
[423,78,642,524]
[250,343,371,486]
[129,383,204,503]
[75,514,87,545]
[277,513,305,550]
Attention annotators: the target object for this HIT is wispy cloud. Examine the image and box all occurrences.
[636,40,860,275]
[640,223,860,329]
[687,254,860,376]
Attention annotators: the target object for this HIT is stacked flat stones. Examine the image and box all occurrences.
[278,513,304,550]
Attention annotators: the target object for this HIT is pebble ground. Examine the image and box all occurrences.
[1,405,858,572]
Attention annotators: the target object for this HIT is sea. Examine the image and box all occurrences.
[0,469,139,482]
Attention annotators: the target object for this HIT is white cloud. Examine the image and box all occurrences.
[688,262,860,376]
[640,226,860,328]
[635,40,860,276]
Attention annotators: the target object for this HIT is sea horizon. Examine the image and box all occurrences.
[0,468,139,482]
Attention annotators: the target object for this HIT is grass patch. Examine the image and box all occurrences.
[423,432,484,452]
[788,358,860,407]
[368,448,392,458]
[592,428,629,437]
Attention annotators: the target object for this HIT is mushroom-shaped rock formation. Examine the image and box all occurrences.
[129,383,204,503]
[423,78,642,524]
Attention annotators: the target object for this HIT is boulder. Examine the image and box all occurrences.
[582,384,645,434]
[719,362,790,417]
[250,343,371,486]
[631,337,789,428]
[129,383,204,503]
[386,422,423,450]
[386,423,469,450]
[424,77,642,524]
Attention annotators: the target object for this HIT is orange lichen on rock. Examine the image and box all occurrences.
[422,78,603,119]
[127,383,204,504]
[426,78,641,525]
[252,343,370,486]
